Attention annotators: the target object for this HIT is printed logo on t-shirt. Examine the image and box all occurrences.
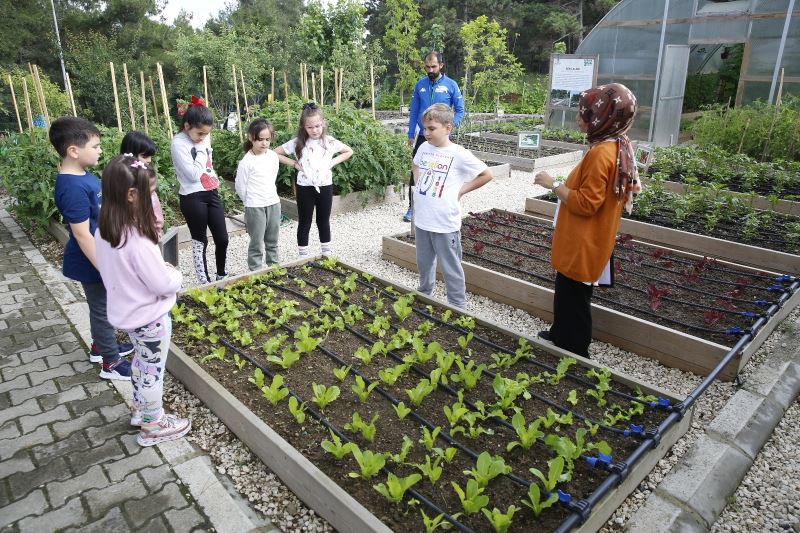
[417,152,454,198]
[200,151,219,190]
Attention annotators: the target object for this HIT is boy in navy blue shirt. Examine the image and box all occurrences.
[50,117,132,380]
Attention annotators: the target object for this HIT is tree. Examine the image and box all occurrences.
[382,0,421,104]
[460,16,523,109]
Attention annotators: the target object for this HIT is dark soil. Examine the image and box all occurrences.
[400,209,795,347]
[171,261,676,533]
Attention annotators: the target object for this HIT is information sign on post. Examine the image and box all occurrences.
[518,132,541,149]
[634,143,654,170]
[546,54,598,128]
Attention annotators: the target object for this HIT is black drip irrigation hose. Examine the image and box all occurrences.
[180,296,475,533]
[553,279,800,532]
[306,263,666,436]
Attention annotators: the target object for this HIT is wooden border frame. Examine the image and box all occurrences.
[649,179,800,217]
[383,210,800,379]
[167,257,693,533]
[525,197,800,274]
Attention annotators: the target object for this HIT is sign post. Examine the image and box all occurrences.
[546,54,598,129]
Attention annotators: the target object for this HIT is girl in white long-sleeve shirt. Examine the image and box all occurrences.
[235,118,281,270]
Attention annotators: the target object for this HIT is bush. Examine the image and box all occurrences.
[690,97,800,162]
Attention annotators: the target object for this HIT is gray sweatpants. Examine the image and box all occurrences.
[415,227,467,309]
[245,204,281,271]
[82,282,119,365]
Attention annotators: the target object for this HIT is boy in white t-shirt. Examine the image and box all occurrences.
[412,103,493,308]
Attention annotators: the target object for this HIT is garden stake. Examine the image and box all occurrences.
[370,62,376,119]
[122,63,136,130]
[109,62,122,132]
[304,63,310,101]
[312,72,317,102]
[156,63,172,138]
[21,77,34,134]
[283,71,291,127]
[271,67,275,104]
[65,71,76,116]
[737,118,750,154]
[31,64,50,127]
[203,65,209,105]
[148,76,160,123]
[139,70,148,135]
[232,65,243,142]
[6,74,23,133]
[319,65,324,106]
[762,69,784,161]
[239,67,249,120]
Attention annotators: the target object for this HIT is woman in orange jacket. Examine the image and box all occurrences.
[534,83,641,358]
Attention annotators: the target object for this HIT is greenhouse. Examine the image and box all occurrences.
[575,0,799,143]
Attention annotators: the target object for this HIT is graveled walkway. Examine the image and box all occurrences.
[0,209,273,532]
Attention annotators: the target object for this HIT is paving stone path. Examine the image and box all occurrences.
[0,211,272,532]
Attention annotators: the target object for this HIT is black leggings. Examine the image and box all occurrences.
[180,189,229,277]
[296,184,333,246]
[550,272,594,358]
[408,135,427,207]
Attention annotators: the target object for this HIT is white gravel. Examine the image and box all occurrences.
[169,166,797,532]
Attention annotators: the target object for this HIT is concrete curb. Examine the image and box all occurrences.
[0,208,275,533]
[626,316,800,532]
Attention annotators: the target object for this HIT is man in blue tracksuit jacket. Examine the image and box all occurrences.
[403,51,465,221]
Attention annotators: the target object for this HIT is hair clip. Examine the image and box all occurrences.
[130,160,147,170]
[190,95,205,107]
[302,102,318,111]
[123,152,134,158]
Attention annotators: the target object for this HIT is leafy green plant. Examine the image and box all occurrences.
[261,374,290,405]
[379,363,409,386]
[443,401,470,428]
[373,472,422,504]
[507,412,545,451]
[348,445,386,479]
[353,346,374,366]
[321,431,354,460]
[406,378,436,407]
[392,294,414,321]
[419,426,441,451]
[333,364,352,381]
[232,353,247,371]
[390,435,414,464]
[248,368,265,389]
[521,483,559,516]
[414,454,443,484]
[451,479,489,515]
[287,396,307,424]
[351,375,379,403]
[294,324,321,354]
[311,383,340,411]
[464,451,512,488]
[586,367,612,407]
[200,346,226,364]
[266,347,301,370]
[344,412,379,443]
[392,401,412,420]
[528,456,565,493]
[432,446,458,464]
[450,359,486,390]
[543,357,576,385]
[420,510,460,533]
[481,505,517,533]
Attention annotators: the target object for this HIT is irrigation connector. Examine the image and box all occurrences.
[585,453,613,469]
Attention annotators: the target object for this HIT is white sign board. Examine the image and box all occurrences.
[518,132,541,149]
[550,56,597,109]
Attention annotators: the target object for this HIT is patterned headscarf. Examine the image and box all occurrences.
[578,83,641,213]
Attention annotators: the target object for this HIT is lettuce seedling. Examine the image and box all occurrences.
[351,375,379,403]
[287,396,306,424]
[507,412,545,451]
[294,324,321,354]
[481,505,517,533]
[443,401,469,427]
[453,315,475,330]
[419,426,441,451]
[529,456,565,493]
[200,346,226,364]
[348,445,386,479]
[379,363,409,386]
[232,353,247,371]
[432,446,458,464]
[333,364,352,382]
[521,483,559,516]
[414,454,443,484]
[392,294,414,322]
[344,412,379,443]
[248,367,265,389]
[320,431,353,460]
[464,451,512,488]
[373,472,422,504]
[266,347,301,370]
[450,359,486,390]
[420,509,461,533]
[392,401,412,420]
[543,356,576,385]
[311,383,340,411]
[406,378,436,407]
[261,374,290,406]
[451,479,489,515]
[586,368,612,407]
[353,346,374,366]
[390,435,414,463]
[261,333,287,356]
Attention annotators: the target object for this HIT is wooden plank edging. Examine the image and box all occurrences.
[524,197,800,274]
[654,179,800,217]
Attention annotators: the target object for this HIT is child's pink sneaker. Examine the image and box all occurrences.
[136,414,191,447]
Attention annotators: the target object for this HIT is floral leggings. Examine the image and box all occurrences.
[128,313,171,424]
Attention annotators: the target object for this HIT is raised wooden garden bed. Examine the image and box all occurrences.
[167,258,692,533]
[458,135,584,171]
[524,197,800,275]
[383,210,800,380]
[649,179,800,217]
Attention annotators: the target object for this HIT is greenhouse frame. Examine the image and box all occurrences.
[574,0,799,144]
